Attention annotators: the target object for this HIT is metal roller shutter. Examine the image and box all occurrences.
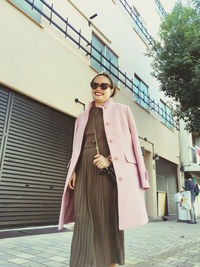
[156,175,167,193]
[156,158,178,216]
[0,85,75,228]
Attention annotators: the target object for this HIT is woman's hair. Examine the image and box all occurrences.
[90,72,117,97]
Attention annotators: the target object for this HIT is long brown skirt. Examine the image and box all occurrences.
[69,107,125,267]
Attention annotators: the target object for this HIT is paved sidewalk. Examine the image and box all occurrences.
[0,220,200,266]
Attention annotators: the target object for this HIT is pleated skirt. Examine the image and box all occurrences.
[69,145,125,267]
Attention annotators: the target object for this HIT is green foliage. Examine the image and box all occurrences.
[190,0,200,13]
[147,1,200,133]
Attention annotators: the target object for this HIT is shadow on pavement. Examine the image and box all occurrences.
[0,226,72,239]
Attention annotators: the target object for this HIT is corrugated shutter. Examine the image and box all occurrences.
[156,158,178,216]
[0,85,75,228]
[156,175,167,192]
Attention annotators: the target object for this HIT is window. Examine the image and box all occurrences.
[155,0,166,20]
[191,147,197,163]
[192,134,196,147]
[159,101,173,129]
[134,75,149,110]
[133,8,148,44]
[9,0,42,23]
[91,34,118,85]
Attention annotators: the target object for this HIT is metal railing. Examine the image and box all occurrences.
[21,0,178,129]
[154,0,166,19]
[118,0,153,45]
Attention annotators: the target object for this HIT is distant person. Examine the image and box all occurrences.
[184,172,197,224]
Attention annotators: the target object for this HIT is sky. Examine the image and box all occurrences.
[162,0,188,12]
[163,0,178,12]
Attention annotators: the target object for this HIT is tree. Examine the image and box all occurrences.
[147,1,200,133]
[191,0,200,13]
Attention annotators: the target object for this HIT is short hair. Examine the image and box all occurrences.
[90,72,117,97]
[184,172,192,179]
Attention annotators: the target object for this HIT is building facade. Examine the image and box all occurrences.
[179,120,200,217]
[0,0,181,228]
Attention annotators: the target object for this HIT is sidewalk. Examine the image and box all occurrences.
[0,220,200,266]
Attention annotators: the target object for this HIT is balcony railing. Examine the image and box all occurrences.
[154,0,166,19]
[19,0,179,129]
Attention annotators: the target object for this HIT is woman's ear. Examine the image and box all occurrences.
[110,87,115,97]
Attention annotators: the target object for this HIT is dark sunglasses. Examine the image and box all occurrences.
[90,82,112,90]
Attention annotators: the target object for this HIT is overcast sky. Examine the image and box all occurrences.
[163,0,178,12]
[163,0,188,12]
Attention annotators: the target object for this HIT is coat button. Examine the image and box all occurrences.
[109,139,113,143]
[106,122,110,126]
[119,177,123,181]
[113,156,118,160]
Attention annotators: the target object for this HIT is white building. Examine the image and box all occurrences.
[0,0,181,228]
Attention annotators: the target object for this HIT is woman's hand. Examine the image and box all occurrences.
[68,171,76,190]
[93,154,111,169]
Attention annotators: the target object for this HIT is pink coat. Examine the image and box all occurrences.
[58,98,150,230]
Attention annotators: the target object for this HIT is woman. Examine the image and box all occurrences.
[59,72,150,267]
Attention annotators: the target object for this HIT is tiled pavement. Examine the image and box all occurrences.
[0,220,200,266]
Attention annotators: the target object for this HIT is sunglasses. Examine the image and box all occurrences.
[90,82,112,90]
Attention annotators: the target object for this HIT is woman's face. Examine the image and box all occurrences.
[91,75,114,106]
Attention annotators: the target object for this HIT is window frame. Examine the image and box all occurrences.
[90,33,119,86]
[133,75,149,111]
[159,100,173,130]
[8,0,42,24]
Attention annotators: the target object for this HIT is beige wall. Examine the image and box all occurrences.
[1,0,95,118]
[179,120,191,165]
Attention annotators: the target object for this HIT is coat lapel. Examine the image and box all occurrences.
[76,98,114,150]
[80,98,113,130]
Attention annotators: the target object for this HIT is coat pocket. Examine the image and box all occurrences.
[124,152,137,164]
